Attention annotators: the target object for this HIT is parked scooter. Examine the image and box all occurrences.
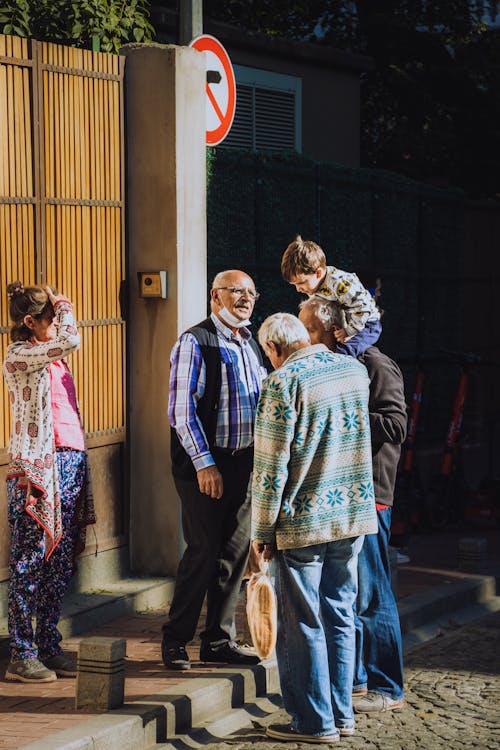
[424,350,489,529]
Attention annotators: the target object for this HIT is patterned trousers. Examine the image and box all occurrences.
[7,449,86,660]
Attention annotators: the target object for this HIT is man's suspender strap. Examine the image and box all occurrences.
[187,318,223,445]
[187,317,263,438]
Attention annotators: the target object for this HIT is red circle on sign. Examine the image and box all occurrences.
[190,34,236,146]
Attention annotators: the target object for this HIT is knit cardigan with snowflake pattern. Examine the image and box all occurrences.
[3,297,95,560]
[251,344,378,550]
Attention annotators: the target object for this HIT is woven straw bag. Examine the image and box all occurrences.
[245,562,277,659]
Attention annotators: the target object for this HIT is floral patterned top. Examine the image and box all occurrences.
[3,297,95,560]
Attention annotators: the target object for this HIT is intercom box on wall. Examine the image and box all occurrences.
[138,271,168,299]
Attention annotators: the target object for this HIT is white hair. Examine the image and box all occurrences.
[299,297,345,331]
[258,313,310,356]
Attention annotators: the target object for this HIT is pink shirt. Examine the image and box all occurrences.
[49,360,85,451]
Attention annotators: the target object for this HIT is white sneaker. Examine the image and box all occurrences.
[396,550,410,564]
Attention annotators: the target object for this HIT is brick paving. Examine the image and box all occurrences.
[0,526,498,749]
[0,593,253,749]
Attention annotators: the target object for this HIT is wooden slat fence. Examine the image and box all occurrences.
[0,34,125,454]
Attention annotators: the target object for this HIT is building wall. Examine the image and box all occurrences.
[151,8,372,167]
[219,39,364,165]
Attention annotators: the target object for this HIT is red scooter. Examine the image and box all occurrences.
[424,350,480,529]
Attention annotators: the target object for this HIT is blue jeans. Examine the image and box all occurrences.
[336,318,382,358]
[274,536,364,735]
[354,507,404,699]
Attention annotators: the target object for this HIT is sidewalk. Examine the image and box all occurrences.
[1,525,499,750]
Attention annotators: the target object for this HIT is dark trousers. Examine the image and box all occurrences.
[162,450,252,647]
[336,318,382,358]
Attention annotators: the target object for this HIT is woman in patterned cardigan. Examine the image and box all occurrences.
[2,282,95,683]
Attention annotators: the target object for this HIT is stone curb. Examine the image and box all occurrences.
[398,565,500,634]
[19,659,280,750]
[14,564,500,750]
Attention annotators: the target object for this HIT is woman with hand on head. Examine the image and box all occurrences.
[2,282,95,683]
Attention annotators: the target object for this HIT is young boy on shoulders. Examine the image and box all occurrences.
[281,235,382,357]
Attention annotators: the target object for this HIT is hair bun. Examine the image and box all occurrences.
[7,281,25,298]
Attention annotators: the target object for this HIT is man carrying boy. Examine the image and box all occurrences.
[281,235,381,358]
[298,296,406,714]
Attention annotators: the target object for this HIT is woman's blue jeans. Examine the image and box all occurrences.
[354,507,404,699]
[274,536,364,735]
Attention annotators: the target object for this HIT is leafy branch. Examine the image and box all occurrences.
[0,0,155,53]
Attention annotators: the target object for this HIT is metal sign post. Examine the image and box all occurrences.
[179,0,203,45]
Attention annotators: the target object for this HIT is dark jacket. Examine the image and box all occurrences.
[357,347,407,506]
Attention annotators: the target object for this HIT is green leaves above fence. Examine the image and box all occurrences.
[0,0,155,53]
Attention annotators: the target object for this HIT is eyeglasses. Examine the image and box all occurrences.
[215,286,260,301]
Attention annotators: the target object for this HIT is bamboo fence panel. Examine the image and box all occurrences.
[0,36,36,449]
[0,35,125,451]
[42,39,125,441]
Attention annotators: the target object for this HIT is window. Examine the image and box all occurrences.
[221,66,302,152]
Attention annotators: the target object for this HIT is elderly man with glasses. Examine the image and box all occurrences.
[162,270,265,670]
[298,297,406,714]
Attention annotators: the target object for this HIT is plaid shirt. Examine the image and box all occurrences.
[169,313,265,473]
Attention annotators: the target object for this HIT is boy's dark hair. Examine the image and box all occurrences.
[6,281,53,342]
[281,235,327,281]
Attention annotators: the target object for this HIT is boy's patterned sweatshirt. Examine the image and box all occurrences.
[315,265,380,337]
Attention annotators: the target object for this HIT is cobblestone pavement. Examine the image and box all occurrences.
[197,609,500,750]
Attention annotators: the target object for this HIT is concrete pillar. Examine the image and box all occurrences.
[458,537,487,573]
[76,637,126,710]
[123,43,207,575]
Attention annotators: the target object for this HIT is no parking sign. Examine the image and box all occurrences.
[190,34,236,146]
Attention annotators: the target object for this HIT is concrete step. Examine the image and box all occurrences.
[397,564,500,635]
[153,694,283,749]
[0,576,175,658]
[403,594,500,651]
[18,657,280,750]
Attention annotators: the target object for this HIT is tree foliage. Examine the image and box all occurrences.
[202,0,500,198]
[0,0,155,53]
